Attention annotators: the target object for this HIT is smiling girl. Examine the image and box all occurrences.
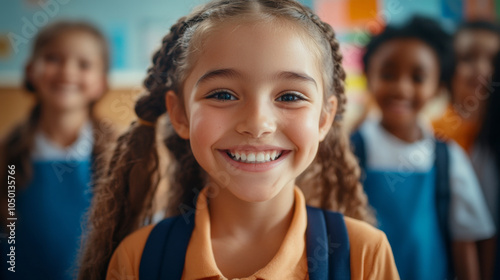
[352,17,495,280]
[0,21,113,280]
[78,1,399,279]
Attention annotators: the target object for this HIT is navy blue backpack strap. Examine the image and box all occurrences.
[434,140,453,277]
[306,206,351,280]
[139,212,195,280]
[350,130,367,182]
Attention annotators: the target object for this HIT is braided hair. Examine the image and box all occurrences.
[78,1,372,279]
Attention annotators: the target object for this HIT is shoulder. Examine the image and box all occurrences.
[115,224,155,257]
[344,217,387,249]
[106,224,155,280]
[445,139,480,191]
[443,142,496,240]
[344,217,400,279]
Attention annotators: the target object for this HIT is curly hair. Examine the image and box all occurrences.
[362,15,453,86]
[78,1,373,279]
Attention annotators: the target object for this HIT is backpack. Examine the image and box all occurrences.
[139,206,351,280]
[350,130,453,277]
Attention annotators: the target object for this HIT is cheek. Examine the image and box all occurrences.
[368,78,385,97]
[282,108,322,153]
[454,63,473,82]
[189,106,227,148]
[84,72,106,97]
[32,63,55,83]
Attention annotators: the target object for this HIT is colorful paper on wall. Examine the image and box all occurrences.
[348,0,378,22]
[315,0,350,31]
[315,0,380,32]
[341,42,365,73]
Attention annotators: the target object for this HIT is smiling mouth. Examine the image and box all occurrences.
[226,150,284,163]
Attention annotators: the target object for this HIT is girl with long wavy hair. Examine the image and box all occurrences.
[79,1,399,279]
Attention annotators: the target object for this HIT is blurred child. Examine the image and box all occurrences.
[78,1,400,279]
[471,51,500,279]
[433,21,500,152]
[432,20,500,280]
[0,21,113,280]
[351,16,495,280]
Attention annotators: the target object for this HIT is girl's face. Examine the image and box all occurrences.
[28,30,106,112]
[452,29,500,106]
[168,20,336,203]
[367,38,440,131]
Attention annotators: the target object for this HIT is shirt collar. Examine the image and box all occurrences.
[32,121,94,161]
[183,187,308,280]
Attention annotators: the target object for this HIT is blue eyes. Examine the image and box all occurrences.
[206,90,305,102]
[276,93,304,102]
[207,91,237,101]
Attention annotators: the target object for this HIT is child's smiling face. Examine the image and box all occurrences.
[28,30,106,112]
[167,19,336,203]
[452,29,500,106]
[367,38,440,132]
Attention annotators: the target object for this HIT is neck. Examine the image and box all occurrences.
[39,106,90,148]
[207,184,296,278]
[209,184,295,241]
[380,119,422,143]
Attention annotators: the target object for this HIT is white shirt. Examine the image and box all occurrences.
[359,118,495,240]
[471,144,499,226]
[31,121,94,161]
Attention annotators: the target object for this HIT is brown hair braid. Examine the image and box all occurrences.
[79,1,373,279]
[296,11,374,223]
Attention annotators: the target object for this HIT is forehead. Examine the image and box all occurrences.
[183,20,323,91]
[454,29,500,53]
[41,30,104,59]
[368,38,439,72]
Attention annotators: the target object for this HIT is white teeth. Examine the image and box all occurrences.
[256,153,265,162]
[227,150,282,163]
[271,151,277,159]
[247,153,256,162]
[265,153,271,161]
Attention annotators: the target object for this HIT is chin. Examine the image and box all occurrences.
[228,183,284,203]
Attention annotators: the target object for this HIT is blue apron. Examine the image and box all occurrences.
[364,167,448,280]
[1,160,92,280]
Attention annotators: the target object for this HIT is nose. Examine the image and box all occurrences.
[235,98,276,138]
[392,76,413,98]
[59,59,77,82]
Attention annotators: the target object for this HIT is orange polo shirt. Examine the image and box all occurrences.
[432,105,480,153]
[106,187,399,280]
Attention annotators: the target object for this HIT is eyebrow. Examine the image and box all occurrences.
[196,68,242,86]
[195,68,317,88]
[275,71,317,89]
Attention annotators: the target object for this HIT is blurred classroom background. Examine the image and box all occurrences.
[0,0,498,137]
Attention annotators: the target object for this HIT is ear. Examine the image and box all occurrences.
[166,90,190,139]
[318,95,337,142]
